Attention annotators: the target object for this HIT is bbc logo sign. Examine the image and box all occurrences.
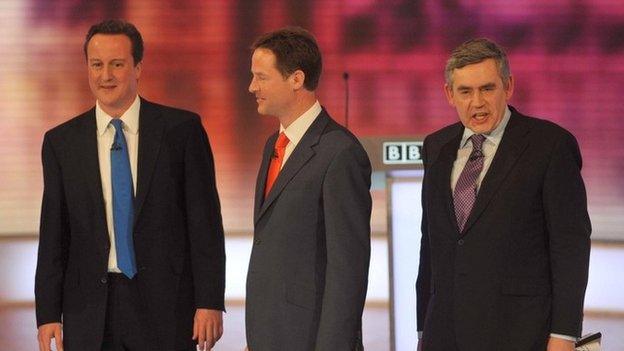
[383,141,424,164]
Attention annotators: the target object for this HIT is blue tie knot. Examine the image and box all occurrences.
[110,118,124,131]
[110,119,126,151]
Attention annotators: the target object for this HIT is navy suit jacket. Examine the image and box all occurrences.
[35,98,225,351]
[416,107,591,351]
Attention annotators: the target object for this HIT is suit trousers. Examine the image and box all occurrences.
[101,273,152,351]
[100,273,196,351]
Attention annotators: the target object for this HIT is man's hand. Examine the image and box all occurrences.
[192,309,223,351]
[547,336,575,351]
[417,338,423,351]
[37,322,63,351]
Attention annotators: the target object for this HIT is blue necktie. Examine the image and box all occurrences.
[110,119,137,278]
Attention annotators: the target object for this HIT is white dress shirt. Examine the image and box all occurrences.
[451,106,511,191]
[95,95,140,273]
[278,100,322,167]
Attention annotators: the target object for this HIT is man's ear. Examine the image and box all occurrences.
[291,70,306,90]
[444,83,454,106]
[504,75,514,100]
[135,61,142,80]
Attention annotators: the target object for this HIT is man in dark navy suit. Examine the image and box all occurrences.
[36,19,225,351]
[416,38,591,351]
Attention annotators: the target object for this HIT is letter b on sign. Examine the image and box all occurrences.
[406,144,421,161]
[387,145,402,162]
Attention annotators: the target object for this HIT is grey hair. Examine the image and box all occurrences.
[444,38,511,88]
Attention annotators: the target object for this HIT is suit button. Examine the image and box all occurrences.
[100,277,108,284]
[457,239,465,246]
[254,239,261,245]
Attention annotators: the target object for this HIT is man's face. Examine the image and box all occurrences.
[248,48,296,118]
[87,34,141,115]
[445,58,513,134]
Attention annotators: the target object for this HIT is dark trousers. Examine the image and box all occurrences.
[101,273,152,351]
[100,273,196,351]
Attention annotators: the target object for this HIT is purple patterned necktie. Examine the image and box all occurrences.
[453,134,486,233]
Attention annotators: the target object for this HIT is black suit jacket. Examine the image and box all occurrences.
[35,98,225,351]
[416,107,591,351]
[245,110,372,351]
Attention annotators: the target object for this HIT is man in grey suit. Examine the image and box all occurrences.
[245,27,372,351]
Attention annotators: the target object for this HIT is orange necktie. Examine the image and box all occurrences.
[264,132,290,197]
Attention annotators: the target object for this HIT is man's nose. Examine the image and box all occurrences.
[472,90,485,106]
[248,77,258,93]
[102,65,113,80]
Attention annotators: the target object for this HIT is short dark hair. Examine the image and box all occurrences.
[84,19,144,65]
[251,26,322,91]
[445,38,511,88]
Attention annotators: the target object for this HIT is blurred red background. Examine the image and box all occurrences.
[1,0,622,240]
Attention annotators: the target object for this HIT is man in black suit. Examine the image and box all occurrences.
[245,27,372,350]
[416,38,591,351]
[35,20,225,351]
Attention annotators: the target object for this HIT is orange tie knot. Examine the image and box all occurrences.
[275,132,290,149]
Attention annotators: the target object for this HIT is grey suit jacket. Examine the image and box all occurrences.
[246,109,372,351]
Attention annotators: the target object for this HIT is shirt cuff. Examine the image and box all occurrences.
[417,331,423,339]
[550,333,578,342]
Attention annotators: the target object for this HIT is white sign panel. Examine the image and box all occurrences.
[383,141,424,164]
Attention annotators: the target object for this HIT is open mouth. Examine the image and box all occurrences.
[472,112,489,121]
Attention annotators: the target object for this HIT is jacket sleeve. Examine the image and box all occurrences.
[35,133,70,326]
[183,116,226,311]
[315,143,372,350]
[416,137,432,333]
[543,130,591,337]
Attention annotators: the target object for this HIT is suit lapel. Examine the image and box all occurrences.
[76,109,109,246]
[428,124,463,235]
[134,98,165,226]
[462,111,530,234]
[254,133,277,223]
[255,112,329,225]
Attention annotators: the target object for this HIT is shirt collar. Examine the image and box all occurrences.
[279,100,322,146]
[96,95,141,136]
[460,105,511,148]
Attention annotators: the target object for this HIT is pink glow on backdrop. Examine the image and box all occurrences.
[0,0,622,239]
